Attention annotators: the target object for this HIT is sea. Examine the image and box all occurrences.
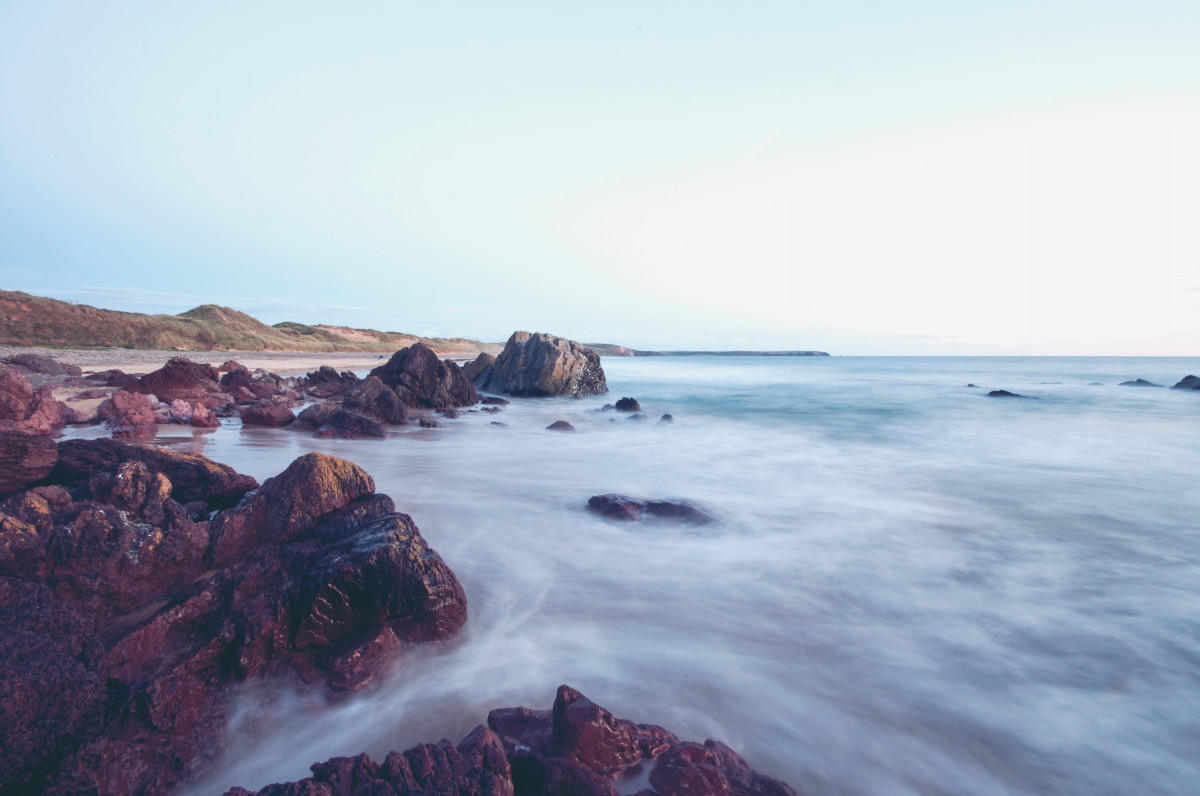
[159,356,1200,796]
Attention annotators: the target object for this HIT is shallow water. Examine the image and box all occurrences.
[165,356,1200,796]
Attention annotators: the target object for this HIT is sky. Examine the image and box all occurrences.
[1,2,1198,354]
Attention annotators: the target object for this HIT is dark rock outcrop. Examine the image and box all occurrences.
[302,365,360,399]
[337,375,409,424]
[223,685,797,796]
[419,416,443,428]
[240,400,297,427]
[2,353,82,377]
[1119,379,1163,387]
[1171,375,1200,390]
[463,352,496,382]
[547,420,575,432]
[480,396,510,406]
[660,414,674,423]
[614,397,641,412]
[294,403,388,439]
[0,445,466,795]
[139,357,228,407]
[475,332,607,398]
[987,390,1023,398]
[588,494,717,525]
[0,431,57,497]
[368,342,478,409]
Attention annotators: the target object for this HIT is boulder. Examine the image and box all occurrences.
[1171,375,1200,390]
[614,396,641,412]
[0,366,34,421]
[587,494,717,525]
[476,332,607,398]
[168,399,221,428]
[314,410,388,440]
[2,353,82,377]
[302,365,360,399]
[547,420,575,432]
[587,493,645,522]
[140,357,227,406]
[368,343,478,409]
[463,352,496,382]
[1119,379,1163,387]
[0,431,57,497]
[480,396,510,405]
[1,447,466,795]
[660,414,674,423]
[218,360,247,373]
[240,400,296,427]
[419,416,442,428]
[337,375,409,424]
[97,390,158,438]
[0,384,85,436]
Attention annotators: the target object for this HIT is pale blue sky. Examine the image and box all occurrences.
[2,2,1198,353]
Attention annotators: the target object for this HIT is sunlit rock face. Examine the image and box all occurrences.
[475,331,608,398]
[0,444,466,796]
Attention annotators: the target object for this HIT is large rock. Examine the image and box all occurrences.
[587,494,717,525]
[0,366,34,421]
[2,353,83,377]
[224,685,797,796]
[97,390,159,438]
[1171,375,1200,390]
[475,332,607,398]
[239,400,297,427]
[337,375,409,424]
[139,357,228,407]
[0,445,467,795]
[463,352,496,382]
[294,403,388,440]
[0,368,83,435]
[0,431,57,497]
[302,365,360,399]
[368,342,478,409]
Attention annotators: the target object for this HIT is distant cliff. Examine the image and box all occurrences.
[0,290,499,354]
[586,342,829,357]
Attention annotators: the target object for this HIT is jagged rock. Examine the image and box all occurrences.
[240,400,297,427]
[140,357,227,406]
[1171,375,1200,390]
[476,332,607,398]
[546,420,575,432]
[337,375,409,424]
[97,390,158,438]
[316,410,388,440]
[0,431,57,497]
[0,366,33,422]
[1,446,466,795]
[463,352,496,382]
[369,343,478,409]
[587,494,717,525]
[615,397,641,412]
[2,353,82,377]
[302,365,360,399]
[218,360,247,373]
[1119,379,1163,387]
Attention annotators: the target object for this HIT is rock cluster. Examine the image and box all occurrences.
[0,365,86,435]
[223,685,798,796]
[474,332,608,398]
[367,342,479,409]
[0,442,466,795]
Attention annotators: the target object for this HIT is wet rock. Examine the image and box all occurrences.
[369,342,478,409]
[648,740,799,796]
[627,413,647,421]
[68,388,111,401]
[1171,375,1200,390]
[615,396,641,412]
[168,398,221,428]
[2,353,82,377]
[480,396,510,406]
[302,365,360,399]
[440,408,463,419]
[588,495,717,525]
[419,416,443,428]
[240,400,297,427]
[337,375,409,424]
[587,493,645,522]
[987,390,1023,398]
[0,431,57,497]
[482,406,502,414]
[140,357,226,406]
[97,390,158,438]
[476,332,608,398]
[293,402,339,429]
[491,421,508,427]
[660,414,673,423]
[463,352,496,383]
[1119,379,1163,387]
[964,383,979,388]
[296,404,388,439]
[546,420,575,432]
[0,365,34,422]
[218,360,247,373]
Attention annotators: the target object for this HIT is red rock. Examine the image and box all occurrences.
[2,353,83,377]
[240,400,296,427]
[315,410,388,440]
[337,375,409,424]
[0,431,57,497]
[140,357,226,405]
[97,390,158,438]
[218,360,248,373]
[419,416,443,428]
[303,365,360,399]
[68,388,110,401]
[480,396,510,405]
[648,740,799,796]
[587,494,645,522]
[369,342,478,409]
[0,365,34,421]
[463,352,496,382]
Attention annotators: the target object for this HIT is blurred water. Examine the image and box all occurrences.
[173,356,1200,796]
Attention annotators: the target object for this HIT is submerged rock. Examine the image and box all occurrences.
[1120,379,1163,387]
[475,331,607,398]
[240,400,297,427]
[223,685,796,796]
[1171,375,1200,390]
[588,494,717,525]
[546,420,575,432]
[614,396,641,412]
[987,390,1024,398]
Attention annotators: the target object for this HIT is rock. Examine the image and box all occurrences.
[139,357,226,405]
[588,495,717,525]
[475,332,608,398]
[987,390,1023,398]
[660,414,673,423]
[965,383,979,388]
[480,395,510,406]
[463,352,496,382]
[615,396,641,412]
[627,413,647,421]
[482,406,502,414]
[240,400,297,427]
[2,448,466,795]
[0,366,34,421]
[293,402,339,429]
[301,365,360,399]
[337,375,409,424]
[0,385,85,435]
[2,353,82,377]
[440,408,463,419]
[1171,375,1200,390]
[97,390,158,438]
[1119,379,1163,387]
[491,421,507,427]
[587,493,645,522]
[225,685,795,796]
[313,410,388,440]
[167,399,221,428]
[50,438,258,510]
[68,388,110,401]
[546,420,575,432]
[89,369,144,392]
[419,416,443,428]
[0,431,57,497]
[218,360,247,373]
[368,343,479,409]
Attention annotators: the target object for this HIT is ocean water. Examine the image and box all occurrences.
[168,356,1200,796]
